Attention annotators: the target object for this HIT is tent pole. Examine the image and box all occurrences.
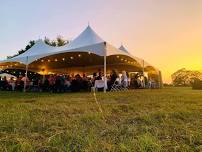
[24,56,29,92]
[142,59,145,88]
[104,42,107,93]
[158,70,163,89]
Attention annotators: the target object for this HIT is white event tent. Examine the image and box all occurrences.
[0,25,162,91]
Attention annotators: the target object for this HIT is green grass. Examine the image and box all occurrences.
[0,87,201,152]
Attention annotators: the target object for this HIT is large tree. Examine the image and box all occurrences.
[171,68,202,86]
[44,35,69,47]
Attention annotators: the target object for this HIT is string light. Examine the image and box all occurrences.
[48,59,51,62]
[62,58,65,61]
[55,59,58,62]
[70,56,74,59]
[88,51,91,54]
[41,60,44,62]
[117,56,119,58]
[121,58,124,61]
[78,54,81,57]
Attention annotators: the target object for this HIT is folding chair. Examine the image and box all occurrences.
[110,78,122,92]
[110,78,129,92]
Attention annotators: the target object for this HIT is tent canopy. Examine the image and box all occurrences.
[119,45,128,53]
[0,25,159,75]
[0,73,17,80]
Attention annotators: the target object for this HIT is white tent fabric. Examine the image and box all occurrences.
[0,73,17,80]
[0,25,159,72]
[54,26,130,57]
[118,44,159,72]
[0,39,57,64]
[119,45,128,53]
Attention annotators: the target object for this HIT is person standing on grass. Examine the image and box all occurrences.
[108,69,118,90]
[121,71,128,88]
[0,76,2,90]
[2,76,9,90]
[9,77,15,91]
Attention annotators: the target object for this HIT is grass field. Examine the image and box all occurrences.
[0,87,201,152]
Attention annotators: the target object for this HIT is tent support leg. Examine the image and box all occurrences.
[104,43,107,93]
[142,59,145,88]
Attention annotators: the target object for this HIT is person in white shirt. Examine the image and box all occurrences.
[121,71,128,88]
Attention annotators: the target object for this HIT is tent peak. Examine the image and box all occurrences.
[67,25,105,49]
[119,44,128,53]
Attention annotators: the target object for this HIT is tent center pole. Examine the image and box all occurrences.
[104,42,107,93]
[142,59,145,88]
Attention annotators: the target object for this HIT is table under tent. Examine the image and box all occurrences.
[0,25,162,92]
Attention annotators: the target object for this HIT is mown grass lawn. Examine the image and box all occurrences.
[0,87,201,152]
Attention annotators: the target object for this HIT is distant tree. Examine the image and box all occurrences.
[171,68,202,86]
[56,35,67,46]
[44,35,68,47]
[44,37,51,45]
[7,40,35,59]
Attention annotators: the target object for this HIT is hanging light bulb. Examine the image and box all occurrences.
[88,51,91,54]
[78,54,81,57]
[55,59,58,62]
[121,58,124,61]
[41,59,44,62]
[62,58,65,61]
[117,56,119,58]
[48,59,51,62]
[70,56,74,59]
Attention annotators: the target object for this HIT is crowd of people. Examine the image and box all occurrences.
[0,69,157,92]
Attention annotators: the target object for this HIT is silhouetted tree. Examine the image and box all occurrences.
[7,40,35,59]
[44,35,68,47]
[172,68,202,86]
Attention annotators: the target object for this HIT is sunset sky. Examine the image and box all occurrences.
[0,0,202,83]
